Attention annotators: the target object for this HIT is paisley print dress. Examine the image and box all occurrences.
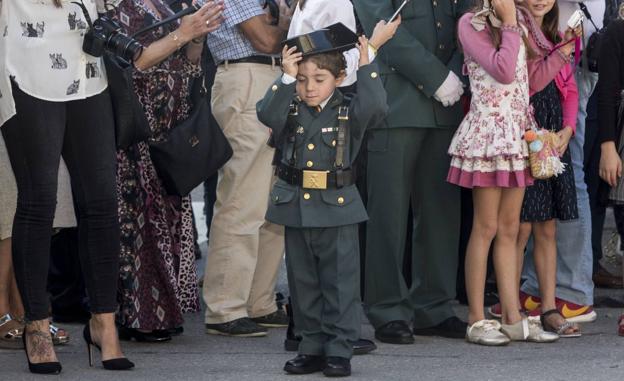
[113,0,201,330]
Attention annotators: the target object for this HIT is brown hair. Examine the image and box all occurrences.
[540,1,561,44]
[469,0,536,58]
[298,0,307,10]
[301,52,347,78]
[53,0,62,7]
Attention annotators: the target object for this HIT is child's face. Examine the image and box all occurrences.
[524,0,555,19]
[295,61,344,107]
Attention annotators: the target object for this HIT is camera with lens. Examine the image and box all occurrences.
[82,16,144,63]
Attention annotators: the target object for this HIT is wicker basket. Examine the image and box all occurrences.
[528,130,566,180]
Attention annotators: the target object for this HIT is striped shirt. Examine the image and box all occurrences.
[206,0,267,64]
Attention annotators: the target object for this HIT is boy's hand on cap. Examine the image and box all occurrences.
[281,45,303,78]
[357,36,370,67]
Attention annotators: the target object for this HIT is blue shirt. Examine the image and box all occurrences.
[206,0,267,64]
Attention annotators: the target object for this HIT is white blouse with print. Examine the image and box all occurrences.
[0,0,108,127]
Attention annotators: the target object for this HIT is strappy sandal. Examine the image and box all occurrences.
[0,314,24,349]
[541,309,581,338]
[49,323,70,345]
[12,317,70,345]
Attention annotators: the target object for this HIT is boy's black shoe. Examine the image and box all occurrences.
[374,321,414,344]
[251,310,289,328]
[412,316,467,339]
[285,336,377,355]
[323,357,351,377]
[205,317,267,337]
[283,355,325,374]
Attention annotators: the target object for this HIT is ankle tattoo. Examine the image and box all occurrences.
[27,330,54,358]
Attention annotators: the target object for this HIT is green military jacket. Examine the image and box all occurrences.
[353,0,470,129]
[257,63,387,228]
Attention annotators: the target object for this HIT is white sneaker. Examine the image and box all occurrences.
[466,319,510,346]
[501,317,559,343]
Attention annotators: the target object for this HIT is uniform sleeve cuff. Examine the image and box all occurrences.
[281,74,296,84]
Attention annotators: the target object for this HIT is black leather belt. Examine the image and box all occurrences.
[277,163,355,189]
[221,55,281,66]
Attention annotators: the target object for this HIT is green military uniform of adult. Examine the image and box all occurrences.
[352,0,470,329]
[257,63,387,358]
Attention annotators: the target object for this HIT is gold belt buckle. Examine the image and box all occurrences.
[302,170,328,189]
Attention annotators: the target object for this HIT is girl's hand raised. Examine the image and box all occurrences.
[492,0,517,26]
[369,16,401,51]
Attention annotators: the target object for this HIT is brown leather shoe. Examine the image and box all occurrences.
[593,267,623,289]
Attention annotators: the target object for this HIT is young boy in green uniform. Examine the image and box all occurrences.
[256,31,388,377]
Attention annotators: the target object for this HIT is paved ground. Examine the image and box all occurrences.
[2,192,624,380]
[2,301,624,381]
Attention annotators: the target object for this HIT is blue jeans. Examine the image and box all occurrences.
[521,69,597,306]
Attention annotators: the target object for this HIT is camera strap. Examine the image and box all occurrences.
[130,5,198,38]
[72,0,199,39]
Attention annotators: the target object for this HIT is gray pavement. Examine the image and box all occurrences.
[2,192,624,380]
[2,301,624,381]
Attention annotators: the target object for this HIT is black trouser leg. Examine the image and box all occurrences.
[2,84,119,319]
[583,89,605,273]
[2,85,65,320]
[63,89,119,314]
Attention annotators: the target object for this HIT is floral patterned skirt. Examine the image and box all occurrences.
[116,142,200,330]
[447,111,534,189]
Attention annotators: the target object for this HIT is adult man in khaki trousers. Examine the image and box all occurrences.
[202,0,291,337]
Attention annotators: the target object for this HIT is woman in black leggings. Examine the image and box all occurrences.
[0,0,131,374]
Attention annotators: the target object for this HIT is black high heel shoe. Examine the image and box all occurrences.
[22,328,62,374]
[83,324,135,371]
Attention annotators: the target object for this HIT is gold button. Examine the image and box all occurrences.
[271,84,278,91]
[436,22,442,29]
[306,161,313,168]
[307,143,315,150]
[417,84,424,90]
[371,72,378,79]
[332,140,336,147]
[303,193,311,200]
[433,0,437,6]
[337,197,345,205]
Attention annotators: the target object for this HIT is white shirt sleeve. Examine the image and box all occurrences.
[288,0,357,38]
[341,46,377,86]
[281,73,297,84]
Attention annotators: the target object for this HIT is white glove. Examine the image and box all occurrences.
[433,71,464,107]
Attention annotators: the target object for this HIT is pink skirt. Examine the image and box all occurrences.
[447,156,534,189]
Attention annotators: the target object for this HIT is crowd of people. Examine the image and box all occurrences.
[0,0,623,378]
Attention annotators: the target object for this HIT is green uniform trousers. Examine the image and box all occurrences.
[364,127,460,329]
[285,225,360,359]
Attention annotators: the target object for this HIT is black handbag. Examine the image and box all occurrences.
[104,53,152,150]
[148,75,233,197]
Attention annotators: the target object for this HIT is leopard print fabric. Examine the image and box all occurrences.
[114,0,201,330]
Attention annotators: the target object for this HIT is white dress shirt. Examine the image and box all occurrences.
[287,0,374,87]
[0,0,108,127]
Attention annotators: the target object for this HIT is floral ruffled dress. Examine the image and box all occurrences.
[447,40,535,188]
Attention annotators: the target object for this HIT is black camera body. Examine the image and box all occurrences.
[82,16,143,63]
